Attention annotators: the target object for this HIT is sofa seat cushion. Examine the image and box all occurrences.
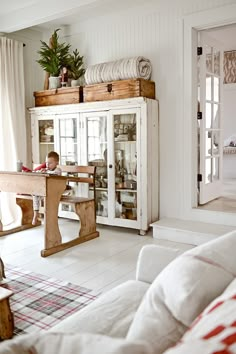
[163,278,236,353]
[50,280,149,338]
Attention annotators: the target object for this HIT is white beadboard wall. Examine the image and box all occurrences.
[11,0,236,222]
[64,0,235,221]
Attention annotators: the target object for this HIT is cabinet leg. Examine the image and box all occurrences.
[139,230,146,236]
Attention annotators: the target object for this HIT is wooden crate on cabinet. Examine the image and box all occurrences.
[34,87,83,107]
[84,78,155,102]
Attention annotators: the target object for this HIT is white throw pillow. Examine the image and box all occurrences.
[156,230,236,327]
[127,282,187,353]
[163,278,236,354]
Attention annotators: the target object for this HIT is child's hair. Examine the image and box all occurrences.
[47,151,59,163]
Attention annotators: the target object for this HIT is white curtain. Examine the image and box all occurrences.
[0,37,27,226]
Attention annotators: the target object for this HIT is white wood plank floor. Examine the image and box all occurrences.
[0,219,193,293]
[198,178,236,213]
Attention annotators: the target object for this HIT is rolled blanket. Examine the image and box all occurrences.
[85,56,152,85]
[85,62,105,86]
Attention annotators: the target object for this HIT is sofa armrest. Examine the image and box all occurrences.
[136,245,185,284]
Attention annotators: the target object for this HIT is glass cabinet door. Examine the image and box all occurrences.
[112,110,138,222]
[56,115,80,217]
[57,116,78,165]
[82,108,139,226]
[81,113,108,218]
[38,119,55,163]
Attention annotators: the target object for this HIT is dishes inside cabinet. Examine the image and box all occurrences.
[40,135,52,143]
[89,159,107,178]
[39,120,54,143]
[123,180,137,190]
[115,150,124,177]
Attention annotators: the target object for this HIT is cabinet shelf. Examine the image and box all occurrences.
[92,187,137,192]
[116,188,137,192]
[40,142,54,145]
[114,141,136,144]
[122,206,137,210]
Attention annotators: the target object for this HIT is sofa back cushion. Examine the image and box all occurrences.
[157,230,236,327]
[163,278,236,354]
[127,231,236,353]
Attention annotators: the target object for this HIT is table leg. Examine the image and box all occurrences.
[41,178,67,257]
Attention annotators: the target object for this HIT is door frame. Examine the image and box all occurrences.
[182,3,236,225]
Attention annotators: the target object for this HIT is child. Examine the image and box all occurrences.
[32,151,62,225]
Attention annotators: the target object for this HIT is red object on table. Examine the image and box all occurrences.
[22,163,46,172]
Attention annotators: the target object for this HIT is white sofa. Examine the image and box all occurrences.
[0,231,236,354]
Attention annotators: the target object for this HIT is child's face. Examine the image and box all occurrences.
[46,157,58,170]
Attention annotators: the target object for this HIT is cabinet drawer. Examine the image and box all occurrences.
[84,78,155,102]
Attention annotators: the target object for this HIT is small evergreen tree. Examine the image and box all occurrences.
[37,29,71,77]
[68,49,85,80]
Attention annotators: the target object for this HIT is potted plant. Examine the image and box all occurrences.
[37,29,71,89]
[68,49,85,87]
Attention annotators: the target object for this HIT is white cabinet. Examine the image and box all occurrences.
[29,97,158,234]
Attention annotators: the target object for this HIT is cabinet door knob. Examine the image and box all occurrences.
[109,164,113,168]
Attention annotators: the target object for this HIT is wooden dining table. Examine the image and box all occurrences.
[0,171,99,257]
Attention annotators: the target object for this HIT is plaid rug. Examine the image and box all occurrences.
[0,264,100,336]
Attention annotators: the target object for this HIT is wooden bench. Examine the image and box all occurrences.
[15,165,99,256]
[58,165,97,236]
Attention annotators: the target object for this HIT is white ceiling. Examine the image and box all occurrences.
[1,0,236,49]
[0,0,98,32]
[0,0,153,33]
[0,0,39,17]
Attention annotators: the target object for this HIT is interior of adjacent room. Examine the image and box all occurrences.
[197,24,236,213]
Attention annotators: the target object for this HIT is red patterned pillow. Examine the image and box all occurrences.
[163,279,236,354]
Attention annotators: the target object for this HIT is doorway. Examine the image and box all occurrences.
[197,24,236,213]
[183,3,236,227]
